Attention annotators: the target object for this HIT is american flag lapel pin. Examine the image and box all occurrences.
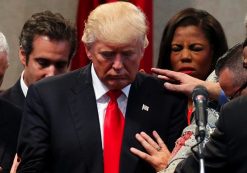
[142,104,149,111]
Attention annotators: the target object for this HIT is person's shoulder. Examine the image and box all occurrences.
[35,66,88,89]
[135,72,165,87]
[0,79,20,97]
[222,95,247,110]
[135,72,187,99]
[219,95,247,124]
[0,98,22,120]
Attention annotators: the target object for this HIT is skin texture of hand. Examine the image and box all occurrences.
[151,68,221,100]
[130,131,171,172]
[10,154,21,173]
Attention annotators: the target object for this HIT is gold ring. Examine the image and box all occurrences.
[156,146,161,151]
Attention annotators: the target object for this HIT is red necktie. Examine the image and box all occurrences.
[104,90,125,173]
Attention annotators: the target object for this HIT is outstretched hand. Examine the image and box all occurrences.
[151,68,221,100]
[130,131,171,172]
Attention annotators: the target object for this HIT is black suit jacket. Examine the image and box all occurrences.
[175,95,247,173]
[0,79,25,110]
[0,98,22,173]
[17,64,187,173]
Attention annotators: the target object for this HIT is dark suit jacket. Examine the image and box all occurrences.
[175,95,247,173]
[17,64,187,173]
[0,79,25,110]
[0,98,22,173]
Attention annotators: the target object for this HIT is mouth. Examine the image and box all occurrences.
[178,68,195,75]
[109,75,126,80]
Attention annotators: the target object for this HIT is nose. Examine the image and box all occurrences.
[112,54,123,71]
[45,65,57,77]
[180,49,192,63]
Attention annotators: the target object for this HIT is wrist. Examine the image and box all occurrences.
[157,169,165,173]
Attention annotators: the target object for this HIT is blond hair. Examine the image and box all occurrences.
[82,1,149,49]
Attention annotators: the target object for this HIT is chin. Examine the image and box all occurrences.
[107,81,129,90]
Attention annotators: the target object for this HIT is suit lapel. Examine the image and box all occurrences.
[120,74,144,173]
[68,69,150,173]
[68,65,103,173]
[12,79,25,105]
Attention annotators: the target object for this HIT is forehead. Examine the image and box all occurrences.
[91,40,142,51]
[218,68,235,95]
[172,25,209,43]
[31,35,70,61]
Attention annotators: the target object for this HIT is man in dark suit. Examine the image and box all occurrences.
[0,98,22,173]
[0,10,76,109]
[175,96,247,173]
[17,2,187,173]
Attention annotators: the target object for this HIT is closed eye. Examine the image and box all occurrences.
[36,58,50,68]
[99,51,116,59]
[189,44,204,52]
[171,45,183,52]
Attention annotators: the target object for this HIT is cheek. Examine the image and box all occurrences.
[194,51,213,68]
[129,58,142,70]
[94,62,112,79]
[170,54,179,70]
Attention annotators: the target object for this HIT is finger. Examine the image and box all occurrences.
[157,75,174,82]
[152,131,169,151]
[163,82,183,92]
[130,147,151,161]
[151,67,165,74]
[140,132,160,151]
[152,68,181,80]
[135,133,157,153]
[10,154,20,173]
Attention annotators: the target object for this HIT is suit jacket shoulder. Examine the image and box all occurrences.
[0,98,22,173]
[0,79,25,110]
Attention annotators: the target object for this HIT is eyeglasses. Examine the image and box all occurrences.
[228,81,247,100]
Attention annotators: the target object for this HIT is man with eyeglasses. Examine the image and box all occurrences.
[174,40,247,173]
[216,42,247,100]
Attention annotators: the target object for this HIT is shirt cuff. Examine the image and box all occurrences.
[218,89,228,105]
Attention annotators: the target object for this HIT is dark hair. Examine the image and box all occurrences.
[19,10,77,63]
[157,8,228,76]
[215,43,246,87]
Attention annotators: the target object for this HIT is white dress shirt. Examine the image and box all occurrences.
[91,64,130,148]
[20,71,28,97]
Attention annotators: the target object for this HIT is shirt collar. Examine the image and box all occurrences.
[91,64,131,100]
[20,70,28,97]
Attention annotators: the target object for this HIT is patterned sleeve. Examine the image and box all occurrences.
[162,108,219,173]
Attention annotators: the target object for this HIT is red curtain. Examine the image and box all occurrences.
[71,0,153,74]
